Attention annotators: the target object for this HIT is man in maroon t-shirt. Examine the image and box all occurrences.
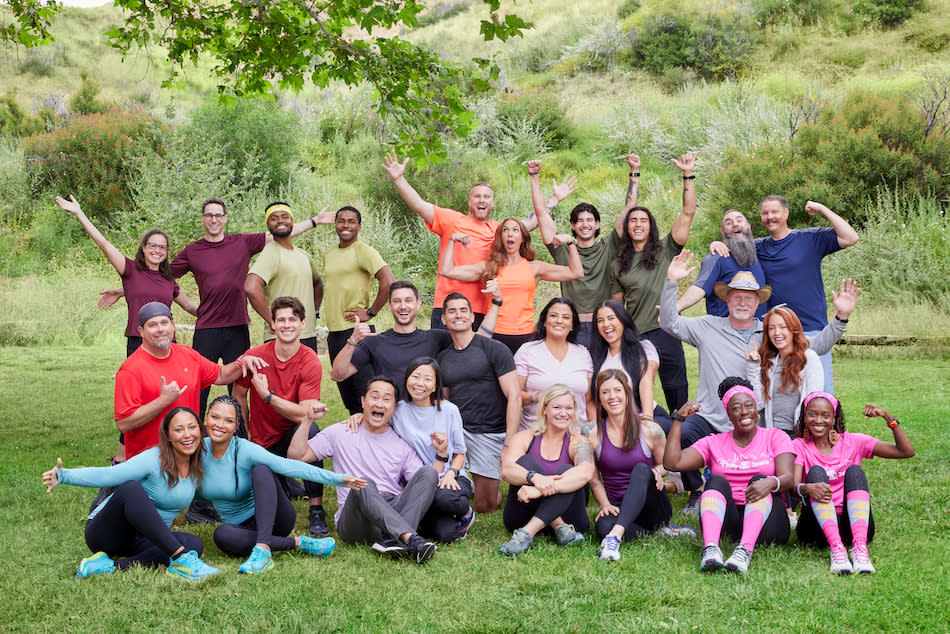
[233,296,332,537]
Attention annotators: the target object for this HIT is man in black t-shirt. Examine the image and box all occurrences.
[437,293,521,514]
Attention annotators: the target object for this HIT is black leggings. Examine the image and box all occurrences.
[797,464,875,547]
[267,423,324,499]
[641,328,688,412]
[503,455,589,534]
[213,464,297,557]
[193,324,250,421]
[595,462,672,540]
[418,475,474,543]
[702,474,790,546]
[84,480,202,570]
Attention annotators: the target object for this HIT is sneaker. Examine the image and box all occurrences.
[406,535,438,564]
[76,552,115,579]
[185,499,221,524]
[788,510,798,530]
[850,545,876,574]
[725,545,752,574]
[554,523,585,547]
[298,536,335,558]
[657,523,697,538]
[308,506,330,537]
[829,547,853,575]
[700,544,725,572]
[284,477,308,500]
[499,528,533,556]
[598,535,622,561]
[683,490,701,516]
[166,550,219,582]
[238,545,274,574]
[371,537,409,558]
[456,507,476,540]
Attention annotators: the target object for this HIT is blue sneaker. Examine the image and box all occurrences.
[166,550,219,582]
[76,552,115,579]
[298,536,336,558]
[456,507,476,540]
[238,545,274,574]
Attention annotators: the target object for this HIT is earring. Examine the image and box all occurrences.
[829,429,839,445]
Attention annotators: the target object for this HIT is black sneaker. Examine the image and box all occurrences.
[682,490,701,516]
[406,535,437,565]
[309,506,330,537]
[371,537,409,558]
[185,499,221,524]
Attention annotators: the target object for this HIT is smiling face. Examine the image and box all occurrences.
[726,289,759,326]
[267,210,293,238]
[720,210,751,240]
[405,364,436,406]
[598,377,627,418]
[272,306,303,344]
[500,219,523,254]
[467,184,494,221]
[167,410,201,459]
[803,397,835,442]
[389,287,420,328]
[626,209,651,249]
[543,393,576,432]
[571,210,600,244]
[760,199,789,237]
[201,202,227,239]
[595,306,624,348]
[141,233,168,269]
[767,312,792,354]
[139,315,173,354]
[544,302,573,341]
[442,297,474,333]
[206,401,238,446]
[334,209,361,246]
[361,380,398,432]
[726,392,758,433]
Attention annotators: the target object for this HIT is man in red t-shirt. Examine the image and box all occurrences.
[383,151,543,329]
[233,296,331,537]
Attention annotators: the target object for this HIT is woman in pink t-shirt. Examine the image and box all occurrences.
[664,377,794,574]
[792,393,914,575]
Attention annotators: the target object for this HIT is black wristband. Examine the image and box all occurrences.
[683,175,696,180]
[491,297,503,306]
[629,171,640,177]
[310,217,317,228]
[836,316,848,324]
[263,390,274,404]
[435,454,449,463]
[671,411,685,422]
[366,307,375,318]
[525,470,536,486]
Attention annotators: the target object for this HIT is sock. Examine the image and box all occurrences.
[809,498,845,551]
[846,489,871,547]
[700,490,727,547]
[739,493,774,552]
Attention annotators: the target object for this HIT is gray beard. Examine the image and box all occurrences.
[724,231,757,267]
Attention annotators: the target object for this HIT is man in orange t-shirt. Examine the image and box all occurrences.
[383,151,541,329]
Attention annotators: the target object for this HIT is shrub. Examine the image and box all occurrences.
[495,90,574,149]
[617,0,640,19]
[22,108,166,223]
[632,14,695,76]
[0,93,47,138]
[752,0,838,26]
[690,12,757,81]
[181,98,300,194]
[417,0,473,27]
[852,0,923,27]
[557,20,628,73]
[68,77,110,116]
[17,45,64,77]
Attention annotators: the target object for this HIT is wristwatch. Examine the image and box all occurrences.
[887,417,899,429]
[263,390,274,404]
[525,470,536,486]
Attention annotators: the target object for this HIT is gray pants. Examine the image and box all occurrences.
[336,467,438,544]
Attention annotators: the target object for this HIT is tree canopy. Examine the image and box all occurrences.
[2,0,530,163]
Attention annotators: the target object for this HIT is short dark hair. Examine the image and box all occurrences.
[201,198,226,215]
[443,292,471,310]
[270,296,306,321]
[569,203,601,239]
[402,357,444,409]
[760,195,788,210]
[335,205,362,223]
[389,280,419,300]
[364,375,399,398]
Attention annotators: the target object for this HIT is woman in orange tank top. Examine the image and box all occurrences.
[441,217,583,354]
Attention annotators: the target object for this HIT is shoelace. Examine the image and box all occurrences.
[831,549,850,564]
[852,545,871,563]
[731,547,751,565]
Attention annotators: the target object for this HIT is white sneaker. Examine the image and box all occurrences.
[725,545,752,574]
[700,544,724,572]
[598,535,621,561]
[829,547,853,574]
[850,545,876,574]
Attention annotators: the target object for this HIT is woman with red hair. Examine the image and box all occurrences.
[441,217,582,354]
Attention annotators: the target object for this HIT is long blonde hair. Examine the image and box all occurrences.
[531,384,580,436]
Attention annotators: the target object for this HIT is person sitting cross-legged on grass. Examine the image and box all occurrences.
[198,395,367,574]
[792,394,915,575]
[589,369,691,562]
[664,377,794,574]
[41,407,218,582]
[499,384,595,556]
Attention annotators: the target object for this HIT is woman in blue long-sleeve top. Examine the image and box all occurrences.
[42,407,219,581]
[199,395,366,574]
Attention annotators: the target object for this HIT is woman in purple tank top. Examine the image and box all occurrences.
[498,385,595,556]
[590,369,681,562]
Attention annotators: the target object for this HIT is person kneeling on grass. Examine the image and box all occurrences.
[198,395,367,574]
[792,393,914,575]
[42,407,218,582]
[499,384,595,556]
[664,377,794,574]
[288,377,440,564]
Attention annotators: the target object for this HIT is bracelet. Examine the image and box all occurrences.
[366,308,375,318]
[683,175,696,180]
[435,454,449,463]
[797,482,806,497]
[835,316,848,324]
[629,171,640,177]
[263,390,274,405]
[671,411,685,422]
[770,476,781,492]
[888,417,899,429]
[491,297,503,306]
[346,338,358,347]
[479,326,494,336]
[310,217,317,228]
[447,467,460,478]
[315,311,320,318]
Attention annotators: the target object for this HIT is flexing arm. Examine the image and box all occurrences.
[805,201,859,248]
[864,404,915,459]
[669,152,698,246]
[476,278,501,337]
[383,151,435,224]
[531,242,583,282]
[662,401,704,472]
[439,234,485,281]
[288,415,319,462]
[56,195,126,275]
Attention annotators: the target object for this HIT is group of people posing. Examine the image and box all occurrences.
[45,151,913,580]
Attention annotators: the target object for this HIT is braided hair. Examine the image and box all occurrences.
[209,394,247,494]
[793,395,846,440]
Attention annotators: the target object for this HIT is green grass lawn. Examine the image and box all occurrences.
[1,345,948,632]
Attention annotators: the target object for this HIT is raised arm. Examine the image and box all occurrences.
[383,151,435,225]
[662,401,705,472]
[620,154,641,220]
[439,234,486,281]
[670,152,698,246]
[476,278,502,337]
[864,404,915,459]
[56,195,126,275]
[805,201,859,248]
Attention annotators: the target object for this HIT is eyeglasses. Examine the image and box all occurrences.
[146,242,168,251]
[202,213,227,219]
